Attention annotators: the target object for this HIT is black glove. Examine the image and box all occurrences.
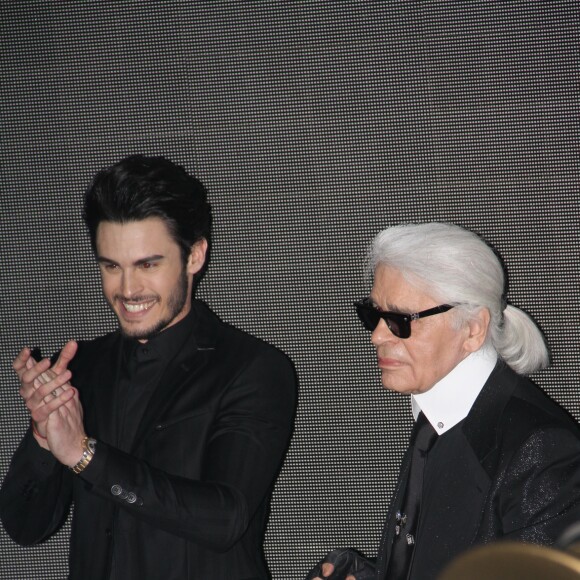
[304,548,376,580]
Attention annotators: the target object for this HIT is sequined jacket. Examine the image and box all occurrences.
[375,361,580,579]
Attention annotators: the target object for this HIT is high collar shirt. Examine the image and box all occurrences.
[116,309,195,450]
[411,345,497,435]
[111,309,195,580]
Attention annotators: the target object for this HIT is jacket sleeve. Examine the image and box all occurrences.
[0,429,73,545]
[498,424,580,544]
[78,347,297,551]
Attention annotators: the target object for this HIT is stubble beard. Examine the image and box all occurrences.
[116,267,190,341]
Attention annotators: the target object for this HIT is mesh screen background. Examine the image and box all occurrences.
[1,2,578,578]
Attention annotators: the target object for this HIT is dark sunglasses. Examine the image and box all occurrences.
[354,298,454,339]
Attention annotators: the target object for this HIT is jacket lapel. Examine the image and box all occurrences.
[462,361,517,474]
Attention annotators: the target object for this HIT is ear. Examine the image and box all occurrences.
[463,307,491,353]
[186,238,208,276]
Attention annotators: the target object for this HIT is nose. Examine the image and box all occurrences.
[120,270,143,299]
[371,318,399,346]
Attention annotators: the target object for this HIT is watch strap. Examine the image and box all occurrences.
[70,436,96,474]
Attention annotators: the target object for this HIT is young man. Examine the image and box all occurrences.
[1,155,297,580]
[308,222,580,580]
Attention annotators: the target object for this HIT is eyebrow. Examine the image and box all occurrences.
[96,255,165,267]
[368,296,413,314]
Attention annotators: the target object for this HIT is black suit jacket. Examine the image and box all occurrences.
[0,301,297,580]
[376,362,580,579]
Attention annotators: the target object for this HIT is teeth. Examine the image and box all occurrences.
[123,301,154,313]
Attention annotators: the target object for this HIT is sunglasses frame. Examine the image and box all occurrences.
[354,298,454,339]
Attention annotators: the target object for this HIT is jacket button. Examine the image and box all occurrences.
[111,484,122,496]
[119,489,129,500]
[127,492,137,504]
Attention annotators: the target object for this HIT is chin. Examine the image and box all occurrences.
[120,327,151,340]
[381,379,414,394]
[384,385,412,394]
[119,314,180,340]
[380,372,406,393]
[119,321,158,340]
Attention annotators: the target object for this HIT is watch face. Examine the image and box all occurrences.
[87,438,97,453]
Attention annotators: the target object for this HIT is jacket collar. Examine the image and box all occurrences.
[462,360,518,466]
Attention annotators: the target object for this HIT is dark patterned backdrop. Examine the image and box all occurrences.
[1,2,578,578]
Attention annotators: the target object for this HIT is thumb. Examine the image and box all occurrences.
[53,340,78,373]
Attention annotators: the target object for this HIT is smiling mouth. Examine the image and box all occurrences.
[122,300,156,313]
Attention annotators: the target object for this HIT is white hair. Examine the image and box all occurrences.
[368,222,549,375]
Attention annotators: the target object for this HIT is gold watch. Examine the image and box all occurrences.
[70,437,97,474]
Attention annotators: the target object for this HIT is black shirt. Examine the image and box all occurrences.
[116,310,195,451]
[110,310,194,578]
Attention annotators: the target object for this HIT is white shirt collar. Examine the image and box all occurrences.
[411,345,497,435]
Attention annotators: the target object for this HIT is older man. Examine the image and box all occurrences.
[308,222,580,580]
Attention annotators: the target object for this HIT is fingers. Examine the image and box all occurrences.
[312,568,357,580]
[26,354,37,371]
[14,348,50,384]
[14,344,80,455]
[311,563,335,579]
[36,371,72,400]
[56,383,84,421]
[18,358,52,399]
[30,387,76,425]
[27,371,74,422]
[39,341,78,400]
[22,366,69,398]
[53,340,78,374]
[13,347,32,375]
[33,367,72,404]
[15,343,76,402]
[14,341,77,383]
[310,548,374,580]
[63,389,84,417]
